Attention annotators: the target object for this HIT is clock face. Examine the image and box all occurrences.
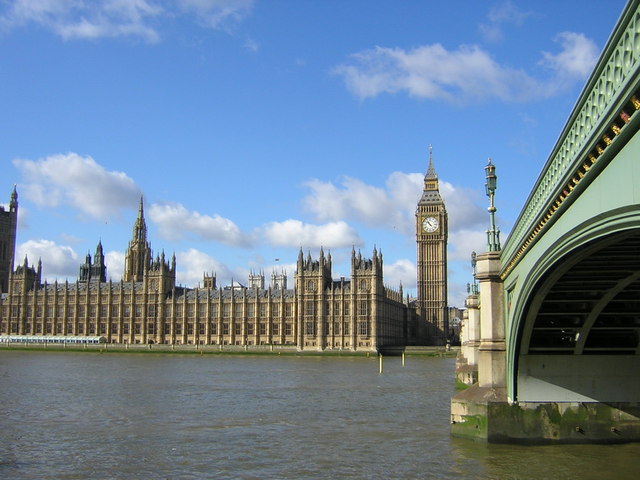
[422,216,439,233]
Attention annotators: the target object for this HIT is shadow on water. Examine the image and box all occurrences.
[449,436,640,480]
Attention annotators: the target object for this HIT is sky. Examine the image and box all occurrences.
[0,0,628,307]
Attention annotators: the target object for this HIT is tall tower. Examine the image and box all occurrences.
[123,197,151,282]
[415,147,448,344]
[0,186,18,293]
[79,241,107,283]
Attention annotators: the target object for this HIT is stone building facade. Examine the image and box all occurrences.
[0,151,449,348]
[0,186,18,294]
[0,196,408,351]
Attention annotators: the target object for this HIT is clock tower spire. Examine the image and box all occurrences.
[415,146,448,344]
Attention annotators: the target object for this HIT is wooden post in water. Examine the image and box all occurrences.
[402,351,405,367]
[379,354,383,374]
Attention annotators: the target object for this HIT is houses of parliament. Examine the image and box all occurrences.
[0,156,448,350]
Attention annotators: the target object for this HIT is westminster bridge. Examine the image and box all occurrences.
[452,0,640,443]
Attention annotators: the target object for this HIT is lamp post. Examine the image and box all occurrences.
[485,158,501,252]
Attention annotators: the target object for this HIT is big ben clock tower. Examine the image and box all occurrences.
[416,147,448,344]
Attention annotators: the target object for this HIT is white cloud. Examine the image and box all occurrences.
[148,202,252,247]
[0,0,254,41]
[479,1,532,43]
[383,258,415,290]
[106,250,125,281]
[261,219,362,249]
[540,32,599,92]
[333,31,598,103]
[303,171,486,236]
[1,0,162,42]
[16,239,79,280]
[180,0,255,30]
[447,228,487,262]
[13,153,141,221]
[175,248,235,288]
[333,44,539,103]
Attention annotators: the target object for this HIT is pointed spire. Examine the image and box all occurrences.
[426,144,437,179]
[10,185,18,212]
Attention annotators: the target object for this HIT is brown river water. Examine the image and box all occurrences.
[0,351,638,479]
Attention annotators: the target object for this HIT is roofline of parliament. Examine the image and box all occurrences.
[0,153,449,350]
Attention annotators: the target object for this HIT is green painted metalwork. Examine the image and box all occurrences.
[501,0,640,273]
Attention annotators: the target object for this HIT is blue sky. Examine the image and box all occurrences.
[0,0,627,307]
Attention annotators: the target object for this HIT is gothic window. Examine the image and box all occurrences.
[67,306,73,317]
[285,304,292,317]
[305,301,314,316]
[247,323,254,335]
[247,304,255,317]
[359,301,368,316]
[134,306,142,318]
[210,305,217,317]
[100,323,107,334]
[187,324,194,335]
[90,305,97,318]
[100,305,107,318]
[111,305,118,317]
[259,323,266,335]
[259,304,267,317]
[358,321,368,337]
[210,323,217,335]
[272,304,279,317]
[68,324,74,334]
[234,304,242,318]
[272,323,279,335]
[344,304,350,316]
[234,323,241,335]
[134,323,140,334]
[175,323,182,335]
[164,306,171,318]
[305,322,315,336]
[111,324,118,334]
[148,305,155,318]
[198,305,206,318]
[123,306,130,317]
[334,302,340,316]
[187,304,195,317]
[223,304,230,318]
[285,323,292,336]
[175,305,183,317]
[360,279,369,291]
[307,280,315,292]
[199,324,205,335]
[222,323,229,335]
[343,322,350,335]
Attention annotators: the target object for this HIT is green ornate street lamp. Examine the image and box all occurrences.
[485,158,501,252]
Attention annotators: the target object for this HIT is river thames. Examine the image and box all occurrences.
[0,351,638,479]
